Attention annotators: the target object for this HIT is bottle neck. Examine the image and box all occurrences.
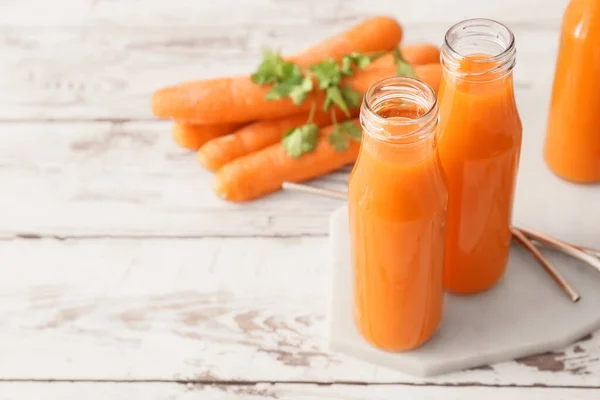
[360,77,439,164]
[441,18,516,83]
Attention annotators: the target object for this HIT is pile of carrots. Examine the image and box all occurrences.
[151,16,443,202]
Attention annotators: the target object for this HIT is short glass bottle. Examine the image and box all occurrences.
[349,77,448,351]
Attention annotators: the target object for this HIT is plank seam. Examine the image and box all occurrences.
[0,233,329,240]
[0,379,597,389]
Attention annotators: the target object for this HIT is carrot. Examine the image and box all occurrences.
[213,65,443,202]
[152,17,403,124]
[341,63,442,95]
[199,63,441,170]
[214,120,361,202]
[172,122,244,150]
[369,43,441,69]
[414,63,443,93]
[402,43,441,65]
[173,44,437,152]
[287,16,403,66]
[153,63,389,125]
[197,108,356,171]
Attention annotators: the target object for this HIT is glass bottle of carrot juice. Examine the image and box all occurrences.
[545,0,600,183]
[349,77,448,351]
[437,19,522,294]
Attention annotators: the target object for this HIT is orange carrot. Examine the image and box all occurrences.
[414,63,443,93]
[172,122,244,150]
[402,43,441,65]
[152,17,403,124]
[154,63,394,125]
[213,65,443,202]
[341,63,442,96]
[369,43,441,69]
[199,63,441,170]
[287,16,403,66]
[197,108,356,171]
[214,120,361,202]
[156,62,439,127]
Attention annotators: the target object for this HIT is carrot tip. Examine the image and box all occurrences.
[197,149,217,172]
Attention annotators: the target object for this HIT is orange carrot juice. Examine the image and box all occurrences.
[349,77,447,351]
[438,19,522,294]
[545,0,600,183]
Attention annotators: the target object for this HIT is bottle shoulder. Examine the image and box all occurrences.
[563,0,600,38]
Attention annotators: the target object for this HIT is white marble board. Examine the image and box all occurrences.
[328,84,600,377]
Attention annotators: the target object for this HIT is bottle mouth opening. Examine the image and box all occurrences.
[442,18,516,79]
[361,76,438,143]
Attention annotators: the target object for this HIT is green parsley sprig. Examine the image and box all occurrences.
[251,50,314,104]
[252,50,373,157]
[282,103,320,158]
[252,50,373,113]
[393,48,418,78]
[328,120,362,152]
[310,53,370,116]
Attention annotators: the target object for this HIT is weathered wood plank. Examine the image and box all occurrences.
[0,382,596,400]
[1,237,598,386]
[0,121,349,237]
[0,50,557,238]
[0,0,569,27]
[0,22,557,121]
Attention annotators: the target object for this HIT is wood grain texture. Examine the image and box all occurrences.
[0,18,560,120]
[0,382,596,400]
[1,0,597,396]
[0,72,555,238]
[0,121,350,237]
[0,0,569,27]
[1,237,599,386]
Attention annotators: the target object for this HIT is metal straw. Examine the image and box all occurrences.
[282,182,348,200]
[512,228,581,302]
[519,227,600,274]
[283,181,583,302]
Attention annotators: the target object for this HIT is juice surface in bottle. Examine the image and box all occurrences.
[545,0,600,183]
[437,19,523,294]
[349,77,448,351]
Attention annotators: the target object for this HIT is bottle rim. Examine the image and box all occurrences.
[441,18,516,80]
[360,76,438,144]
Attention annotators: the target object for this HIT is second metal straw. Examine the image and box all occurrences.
[512,228,581,302]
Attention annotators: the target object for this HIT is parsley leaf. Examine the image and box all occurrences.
[340,52,372,75]
[289,86,309,104]
[340,57,354,76]
[324,86,361,116]
[288,76,313,104]
[254,50,369,116]
[396,61,417,78]
[253,48,314,104]
[342,120,362,141]
[251,49,285,85]
[328,125,350,151]
[341,85,362,108]
[282,123,320,158]
[352,53,372,69]
[324,86,349,116]
[310,60,341,89]
[265,81,296,100]
[276,61,303,84]
[393,48,417,78]
[328,121,362,152]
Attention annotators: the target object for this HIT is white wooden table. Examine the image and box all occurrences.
[2,0,599,398]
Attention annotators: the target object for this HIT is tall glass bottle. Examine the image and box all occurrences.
[545,0,600,183]
[438,19,523,294]
[349,77,447,351]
